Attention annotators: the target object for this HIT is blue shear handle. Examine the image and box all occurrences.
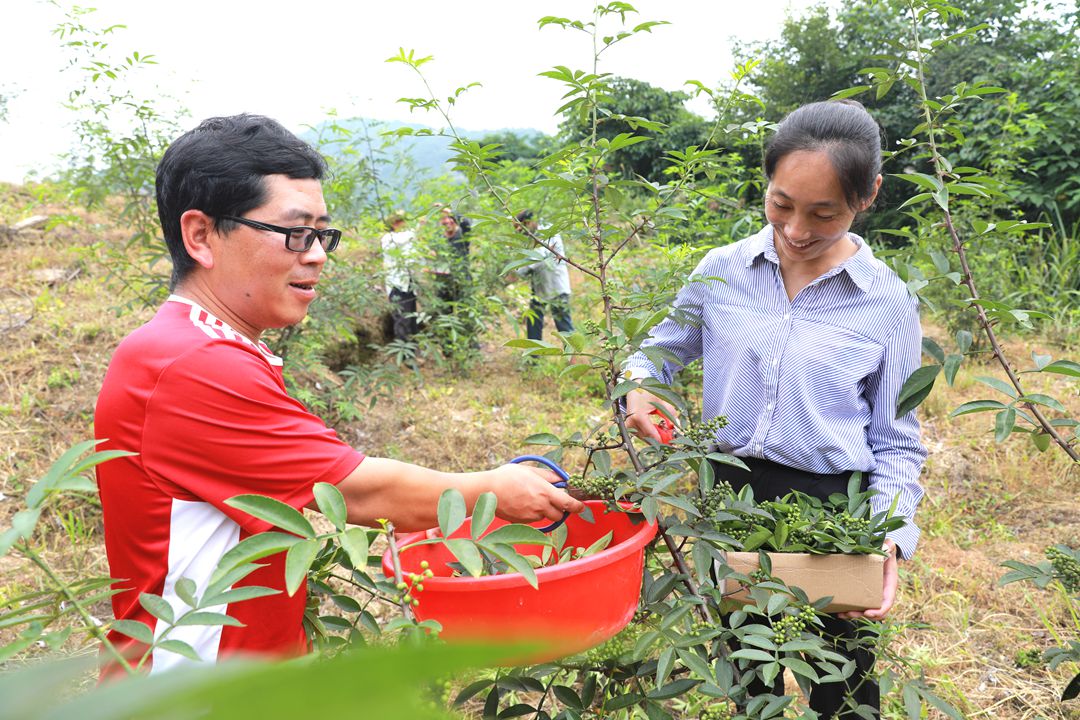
[510,455,571,533]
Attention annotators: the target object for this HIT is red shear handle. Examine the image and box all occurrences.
[648,409,674,445]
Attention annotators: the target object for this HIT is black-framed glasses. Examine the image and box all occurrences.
[221,215,342,253]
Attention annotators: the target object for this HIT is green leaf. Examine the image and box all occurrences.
[779,657,819,681]
[994,408,1017,442]
[444,539,483,577]
[646,678,699,700]
[455,679,495,705]
[284,539,320,596]
[225,495,315,538]
[553,685,582,710]
[154,639,203,662]
[471,493,497,540]
[212,532,300,581]
[110,619,154,645]
[896,365,941,417]
[1020,394,1066,412]
[339,527,370,572]
[903,680,927,716]
[831,85,871,100]
[729,648,774,662]
[522,433,561,446]
[1041,360,1080,378]
[482,543,539,589]
[312,483,347,531]
[974,376,1018,399]
[437,489,467,537]
[894,172,942,192]
[943,354,963,386]
[481,524,550,546]
[202,586,279,607]
[0,509,42,558]
[139,593,174,625]
[581,530,613,557]
[174,578,197,609]
[922,337,945,363]
[950,399,1008,417]
[174,611,244,627]
[1031,433,1051,452]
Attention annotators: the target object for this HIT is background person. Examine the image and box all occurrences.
[624,100,926,719]
[514,209,574,342]
[434,207,472,307]
[380,209,419,342]
[94,114,583,675]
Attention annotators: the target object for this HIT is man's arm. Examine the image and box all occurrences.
[325,457,585,532]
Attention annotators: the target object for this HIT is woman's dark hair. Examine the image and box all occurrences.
[763,100,883,210]
[155,114,328,289]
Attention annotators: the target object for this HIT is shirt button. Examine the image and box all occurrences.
[766,403,773,411]
[772,358,779,365]
[783,314,790,320]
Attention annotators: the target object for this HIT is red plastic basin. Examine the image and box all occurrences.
[382,501,657,664]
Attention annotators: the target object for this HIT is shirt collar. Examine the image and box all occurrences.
[167,294,283,364]
[743,225,877,293]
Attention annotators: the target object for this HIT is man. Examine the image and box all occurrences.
[514,210,573,342]
[380,209,419,342]
[434,207,471,307]
[95,115,582,674]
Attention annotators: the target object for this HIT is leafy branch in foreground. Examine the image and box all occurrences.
[867,0,1079,461]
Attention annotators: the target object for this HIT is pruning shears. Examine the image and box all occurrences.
[510,454,571,533]
[649,409,674,445]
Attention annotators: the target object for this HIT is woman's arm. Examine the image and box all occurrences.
[863,299,928,561]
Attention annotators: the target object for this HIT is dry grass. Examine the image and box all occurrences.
[0,184,1077,718]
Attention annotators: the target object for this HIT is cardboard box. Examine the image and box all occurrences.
[721,551,884,613]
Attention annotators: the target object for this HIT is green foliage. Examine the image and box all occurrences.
[383,4,966,719]
[0,641,507,719]
[705,479,905,556]
[49,2,184,310]
[560,76,711,180]
[999,545,1080,702]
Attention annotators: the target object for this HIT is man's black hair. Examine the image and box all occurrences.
[155,114,328,289]
[515,209,534,223]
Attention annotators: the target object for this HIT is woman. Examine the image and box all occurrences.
[624,100,926,718]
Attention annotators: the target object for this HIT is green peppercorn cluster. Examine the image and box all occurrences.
[699,703,733,720]
[584,623,642,665]
[833,510,871,537]
[682,415,728,445]
[573,473,620,501]
[396,560,434,606]
[1046,546,1080,593]
[722,524,754,546]
[694,481,735,517]
[771,605,816,643]
[766,502,816,545]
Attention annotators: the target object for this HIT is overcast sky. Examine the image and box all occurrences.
[0,0,822,183]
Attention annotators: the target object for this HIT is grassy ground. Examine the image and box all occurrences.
[0,184,1077,718]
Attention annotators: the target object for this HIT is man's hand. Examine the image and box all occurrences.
[624,388,678,444]
[488,464,585,524]
[837,539,899,620]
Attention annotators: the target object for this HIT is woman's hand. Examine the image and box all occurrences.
[625,388,678,443]
[837,539,899,620]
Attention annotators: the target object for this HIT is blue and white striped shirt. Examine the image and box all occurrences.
[626,225,926,559]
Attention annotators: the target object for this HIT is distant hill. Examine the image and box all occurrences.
[303,118,548,201]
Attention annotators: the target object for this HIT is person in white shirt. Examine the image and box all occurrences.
[380,210,419,341]
[515,209,574,342]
